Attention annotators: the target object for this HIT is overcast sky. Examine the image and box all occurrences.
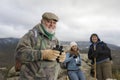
[0,0,120,46]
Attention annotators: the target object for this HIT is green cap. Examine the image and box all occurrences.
[42,12,59,21]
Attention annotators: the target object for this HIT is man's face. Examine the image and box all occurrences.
[42,19,57,34]
[92,35,98,43]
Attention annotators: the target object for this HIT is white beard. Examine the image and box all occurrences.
[45,27,56,34]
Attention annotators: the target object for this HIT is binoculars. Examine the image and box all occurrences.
[53,45,64,62]
[53,45,64,55]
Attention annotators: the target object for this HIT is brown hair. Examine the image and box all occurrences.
[90,33,100,43]
[70,47,80,56]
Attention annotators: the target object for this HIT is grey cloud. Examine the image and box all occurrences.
[0,0,120,46]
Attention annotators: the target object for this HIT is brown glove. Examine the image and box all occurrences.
[58,52,66,62]
[41,49,60,61]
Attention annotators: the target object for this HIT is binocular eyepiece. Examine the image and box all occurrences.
[53,45,63,55]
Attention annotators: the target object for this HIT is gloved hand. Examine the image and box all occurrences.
[93,53,97,58]
[58,52,66,62]
[76,64,81,66]
[41,49,60,61]
[73,55,77,58]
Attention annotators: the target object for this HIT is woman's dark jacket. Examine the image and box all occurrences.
[88,41,112,64]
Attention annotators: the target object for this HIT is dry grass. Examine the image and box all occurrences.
[112,68,120,80]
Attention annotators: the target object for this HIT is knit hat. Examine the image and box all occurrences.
[42,12,59,21]
[70,42,77,48]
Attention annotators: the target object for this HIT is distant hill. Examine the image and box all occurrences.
[0,38,19,68]
[60,41,120,51]
[0,38,120,69]
[0,38,19,53]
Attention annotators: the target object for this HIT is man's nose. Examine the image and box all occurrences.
[50,24,55,28]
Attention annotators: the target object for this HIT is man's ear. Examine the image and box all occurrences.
[41,19,44,24]
[41,19,46,24]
